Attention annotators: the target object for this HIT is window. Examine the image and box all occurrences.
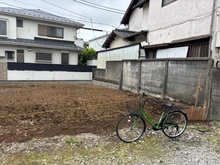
[187,42,209,57]
[6,51,14,60]
[162,0,177,6]
[36,52,52,62]
[38,25,64,38]
[145,50,156,59]
[17,19,23,28]
[17,50,24,62]
[0,20,7,36]
[61,53,69,65]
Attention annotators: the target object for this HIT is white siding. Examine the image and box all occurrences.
[97,45,139,69]
[0,45,78,65]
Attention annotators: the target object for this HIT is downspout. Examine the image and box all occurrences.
[208,0,217,57]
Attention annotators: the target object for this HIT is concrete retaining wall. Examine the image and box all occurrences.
[94,61,122,85]
[93,58,216,119]
[121,58,212,106]
[209,69,220,120]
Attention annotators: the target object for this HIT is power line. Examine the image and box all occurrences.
[72,0,124,14]
[79,0,125,12]
[41,0,91,19]
[8,0,117,27]
[40,0,100,43]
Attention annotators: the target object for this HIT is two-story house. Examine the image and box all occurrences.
[98,0,220,68]
[0,7,97,81]
[0,7,84,65]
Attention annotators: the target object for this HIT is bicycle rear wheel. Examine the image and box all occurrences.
[116,114,146,143]
[161,110,188,138]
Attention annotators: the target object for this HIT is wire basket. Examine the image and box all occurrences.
[125,101,141,114]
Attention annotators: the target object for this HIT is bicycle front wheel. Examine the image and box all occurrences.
[162,110,188,138]
[116,114,146,143]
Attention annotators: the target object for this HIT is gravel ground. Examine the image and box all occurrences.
[1,121,220,165]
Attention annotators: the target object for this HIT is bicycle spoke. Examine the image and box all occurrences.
[116,114,145,143]
[162,111,187,138]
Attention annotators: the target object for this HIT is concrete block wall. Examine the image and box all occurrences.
[166,60,208,105]
[209,69,220,120]
[140,60,166,94]
[93,61,123,84]
[93,58,214,114]
[122,61,141,92]
[106,61,123,85]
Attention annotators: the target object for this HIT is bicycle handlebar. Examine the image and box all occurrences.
[142,92,159,103]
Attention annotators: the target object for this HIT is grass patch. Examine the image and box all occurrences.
[2,137,171,164]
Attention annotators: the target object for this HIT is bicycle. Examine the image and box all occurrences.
[116,93,188,143]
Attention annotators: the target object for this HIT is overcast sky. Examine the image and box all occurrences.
[0,0,131,41]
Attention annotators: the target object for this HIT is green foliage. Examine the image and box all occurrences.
[79,48,97,65]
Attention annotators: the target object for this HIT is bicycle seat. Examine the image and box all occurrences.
[162,103,172,108]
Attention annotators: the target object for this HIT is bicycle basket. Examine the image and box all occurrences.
[125,101,141,114]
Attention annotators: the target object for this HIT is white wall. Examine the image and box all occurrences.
[0,15,17,39]
[147,0,213,45]
[16,19,77,41]
[211,1,220,63]
[8,71,92,80]
[110,36,133,48]
[129,7,143,31]
[129,1,149,31]
[0,45,78,65]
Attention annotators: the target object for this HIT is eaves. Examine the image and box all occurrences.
[0,40,84,52]
[0,11,84,29]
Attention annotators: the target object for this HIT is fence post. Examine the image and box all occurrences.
[204,58,214,120]
[138,60,142,93]
[119,61,124,90]
[161,60,168,99]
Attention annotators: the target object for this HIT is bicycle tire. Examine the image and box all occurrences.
[116,114,146,143]
[161,110,188,138]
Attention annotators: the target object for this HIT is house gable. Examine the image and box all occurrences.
[102,29,147,49]
[121,0,149,25]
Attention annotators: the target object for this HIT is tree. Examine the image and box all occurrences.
[79,48,97,65]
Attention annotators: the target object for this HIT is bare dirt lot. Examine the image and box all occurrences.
[0,82,187,143]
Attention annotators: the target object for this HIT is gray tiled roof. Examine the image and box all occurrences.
[0,38,84,51]
[102,29,148,48]
[114,29,137,39]
[0,7,84,28]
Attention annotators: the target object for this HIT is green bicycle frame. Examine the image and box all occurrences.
[139,106,166,130]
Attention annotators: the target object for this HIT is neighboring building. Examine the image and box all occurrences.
[0,7,84,65]
[89,34,110,51]
[98,0,220,68]
[0,7,97,81]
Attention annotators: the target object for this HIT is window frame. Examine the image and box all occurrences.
[38,24,64,38]
[61,53,69,65]
[6,51,14,60]
[162,0,177,7]
[0,19,8,37]
[17,49,24,62]
[36,52,52,63]
[17,19,23,28]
